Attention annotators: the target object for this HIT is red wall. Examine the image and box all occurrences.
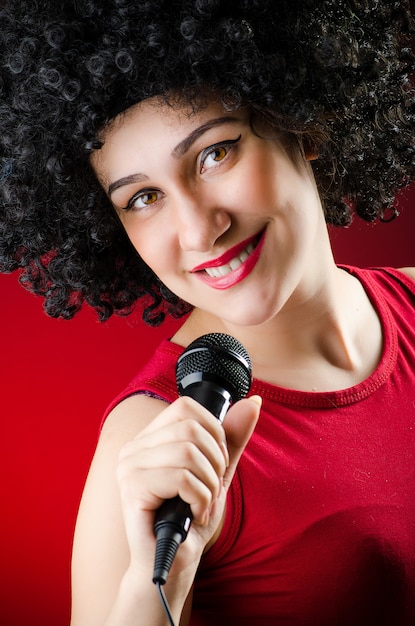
[1,185,414,625]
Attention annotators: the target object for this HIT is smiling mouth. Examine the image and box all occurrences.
[204,241,256,278]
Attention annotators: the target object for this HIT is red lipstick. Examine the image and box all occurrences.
[191,230,263,272]
[191,228,266,290]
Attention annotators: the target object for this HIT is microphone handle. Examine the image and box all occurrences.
[152,381,232,584]
[153,497,192,585]
[178,380,233,423]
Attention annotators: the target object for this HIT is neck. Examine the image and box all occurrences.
[176,266,383,392]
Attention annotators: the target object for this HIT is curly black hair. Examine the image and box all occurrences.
[0,0,414,324]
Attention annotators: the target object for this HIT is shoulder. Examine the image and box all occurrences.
[76,392,169,548]
[398,267,415,282]
[71,393,169,624]
[101,392,169,446]
[76,393,169,535]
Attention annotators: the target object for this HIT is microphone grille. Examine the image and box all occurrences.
[176,333,252,402]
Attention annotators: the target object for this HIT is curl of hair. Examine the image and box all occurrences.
[0,0,414,323]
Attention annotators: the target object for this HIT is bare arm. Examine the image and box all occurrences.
[70,392,261,626]
[71,394,191,626]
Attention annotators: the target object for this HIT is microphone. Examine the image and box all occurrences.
[152,332,252,585]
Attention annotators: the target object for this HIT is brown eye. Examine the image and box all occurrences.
[211,146,227,162]
[140,191,158,205]
[201,145,228,171]
[200,135,241,173]
[124,189,161,212]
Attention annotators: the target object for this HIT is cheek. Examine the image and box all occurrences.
[122,218,178,277]
[237,150,285,208]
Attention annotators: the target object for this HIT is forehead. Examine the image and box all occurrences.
[103,97,240,149]
[91,96,246,184]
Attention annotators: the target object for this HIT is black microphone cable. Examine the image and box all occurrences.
[152,333,252,621]
[156,581,175,626]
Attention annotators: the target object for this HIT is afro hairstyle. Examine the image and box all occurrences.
[0,0,414,323]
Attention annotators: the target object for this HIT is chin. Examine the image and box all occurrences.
[220,306,280,329]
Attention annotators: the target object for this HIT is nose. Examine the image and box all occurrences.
[174,191,231,252]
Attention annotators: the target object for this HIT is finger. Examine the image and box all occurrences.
[137,396,225,439]
[137,438,225,500]
[138,418,227,474]
[150,466,215,524]
[121,418,227,485]
[135,396,229,466]
[222,395,262,491]
[118,459,216,526]
[118,416,229,524]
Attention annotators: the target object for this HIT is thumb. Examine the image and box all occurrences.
[222,395,262,490]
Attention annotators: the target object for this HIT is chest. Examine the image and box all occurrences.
[193,381,415,625]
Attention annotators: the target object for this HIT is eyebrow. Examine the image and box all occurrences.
[108,115,238,197]
[108,172,149,196]
[171,116,239,158]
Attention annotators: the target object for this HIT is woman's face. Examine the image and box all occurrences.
[92,97,328,328]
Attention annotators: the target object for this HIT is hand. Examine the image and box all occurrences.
[116,394,261,580]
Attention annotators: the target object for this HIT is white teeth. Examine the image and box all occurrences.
[217,265,229,276]
[205,242,255,278]
[229,257,242,270]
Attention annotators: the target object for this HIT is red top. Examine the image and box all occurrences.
[104,267,415,625]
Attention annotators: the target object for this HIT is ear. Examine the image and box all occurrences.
[302,138,319,161]
[305,149,318,162]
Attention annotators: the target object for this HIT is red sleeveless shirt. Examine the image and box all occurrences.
[104,267,415,625]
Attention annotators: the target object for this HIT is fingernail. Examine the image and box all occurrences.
[249,395,262,408]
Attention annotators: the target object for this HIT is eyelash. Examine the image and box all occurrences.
[199,134,242,172]
[122,134,242,212]
[123,189,161,212]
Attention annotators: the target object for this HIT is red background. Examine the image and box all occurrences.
[1,185,414,625]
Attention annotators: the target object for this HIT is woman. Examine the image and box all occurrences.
[1,1,415,624]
